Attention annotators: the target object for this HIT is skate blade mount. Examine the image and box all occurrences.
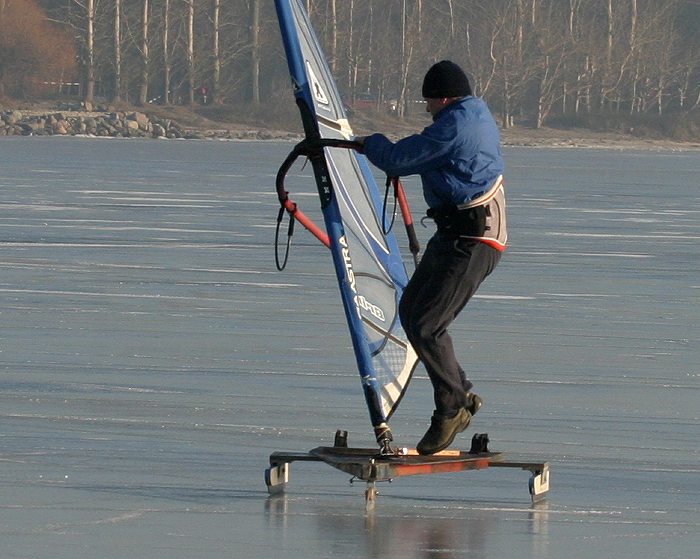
[265,430,550,507]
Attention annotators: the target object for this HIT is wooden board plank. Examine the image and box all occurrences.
[307,446,503,481]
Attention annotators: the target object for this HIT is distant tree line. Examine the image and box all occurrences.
[5,0,700,129]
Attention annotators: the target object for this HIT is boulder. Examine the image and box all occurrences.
[84,117,97,133]
[3,110,23,124]
[53,121,69,135]
[127,111,149,126]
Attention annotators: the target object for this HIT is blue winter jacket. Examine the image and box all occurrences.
[362,97,503,209]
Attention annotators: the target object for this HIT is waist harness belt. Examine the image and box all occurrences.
[426,204,488,237]
[425,176,507,251]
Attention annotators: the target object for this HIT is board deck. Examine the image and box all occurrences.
[308,446,503,481]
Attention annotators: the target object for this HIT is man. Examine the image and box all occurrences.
[357,60,507,455]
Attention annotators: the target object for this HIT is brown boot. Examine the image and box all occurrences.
[465,392,483,416]
[416,407,472,455]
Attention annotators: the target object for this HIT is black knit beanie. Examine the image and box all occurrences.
[422,60,472,98]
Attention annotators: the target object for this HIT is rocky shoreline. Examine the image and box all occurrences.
[0,106,295,141]
[2,105,699,150]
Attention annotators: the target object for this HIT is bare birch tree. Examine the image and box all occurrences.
[138,0,150,106]
[251,0,260,104]
[162,0,171,104]
[212,0,221,103]
[113,0,121,102]
[187,0,195,105]
[85,0,95,104]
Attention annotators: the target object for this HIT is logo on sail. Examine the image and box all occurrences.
[306,62,329,106]
[340,235,386,322]
[357,295,385,322]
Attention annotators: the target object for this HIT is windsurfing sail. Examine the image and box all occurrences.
[273,0,419,450]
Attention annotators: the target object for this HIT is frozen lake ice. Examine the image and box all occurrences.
[0,136,698,558]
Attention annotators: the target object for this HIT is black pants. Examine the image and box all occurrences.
[399,235,501,416]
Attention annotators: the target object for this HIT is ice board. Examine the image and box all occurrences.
[265,434,550,505]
